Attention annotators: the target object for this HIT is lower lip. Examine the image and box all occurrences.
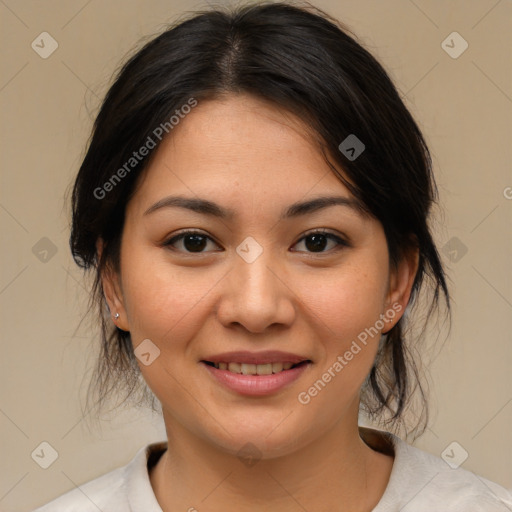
[201,362,310,396]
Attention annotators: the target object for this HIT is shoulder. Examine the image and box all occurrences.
[366,427,512,511]
[31,466,127,511]
[31,442,167,512]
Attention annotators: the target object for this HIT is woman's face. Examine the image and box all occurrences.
[103,94,417,458]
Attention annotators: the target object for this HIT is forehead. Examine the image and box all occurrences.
[128,94,357,218]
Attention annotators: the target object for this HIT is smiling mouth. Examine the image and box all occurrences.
[202,360,311,375]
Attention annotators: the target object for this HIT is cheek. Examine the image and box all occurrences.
[119,243,215,342]
[300,259,389,344]
[295,254,390,400]
[294,270,387,417]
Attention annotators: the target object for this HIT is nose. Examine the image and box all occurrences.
[215,248,296,334]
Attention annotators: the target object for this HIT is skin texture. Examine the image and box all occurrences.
[100,94,419,511]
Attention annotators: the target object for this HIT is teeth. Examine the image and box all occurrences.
[213,361,300,375]
[257,363,273,375]
[228,362,241,373]
[241,363,256,375]
[272,362,283,373]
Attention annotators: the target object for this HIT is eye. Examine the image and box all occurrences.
[292,230,349,254]
[163,230,220,253]
[163,229,349,255]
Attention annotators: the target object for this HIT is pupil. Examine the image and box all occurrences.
[185,235,207,252]
[306,234,327,252]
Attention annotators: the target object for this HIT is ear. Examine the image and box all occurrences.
[382,240,419,334]
[96,238,130,332]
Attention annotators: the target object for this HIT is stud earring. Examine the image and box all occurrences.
[113,313,120,320]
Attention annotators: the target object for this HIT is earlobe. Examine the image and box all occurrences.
[383,245,419,333]
[96,238,130,332]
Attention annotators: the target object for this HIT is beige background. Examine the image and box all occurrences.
[1,0,511,510]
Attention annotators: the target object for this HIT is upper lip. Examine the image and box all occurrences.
[202,351,311,365]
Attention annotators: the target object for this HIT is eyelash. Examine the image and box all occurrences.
[163,229,349,255]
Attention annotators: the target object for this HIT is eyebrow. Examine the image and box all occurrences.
[143,194,370,220]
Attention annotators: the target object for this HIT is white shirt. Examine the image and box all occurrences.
[32,427,512,511]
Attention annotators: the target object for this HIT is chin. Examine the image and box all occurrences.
[202,414,308,461]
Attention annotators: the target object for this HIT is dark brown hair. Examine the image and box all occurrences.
[70,1,451,438]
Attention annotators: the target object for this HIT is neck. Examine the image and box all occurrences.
[149,411,394,512]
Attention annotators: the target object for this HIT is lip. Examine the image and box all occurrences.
[201,350,310,365]
[201,359,312,397]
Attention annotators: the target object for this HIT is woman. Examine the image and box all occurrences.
[34,2,512,510]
